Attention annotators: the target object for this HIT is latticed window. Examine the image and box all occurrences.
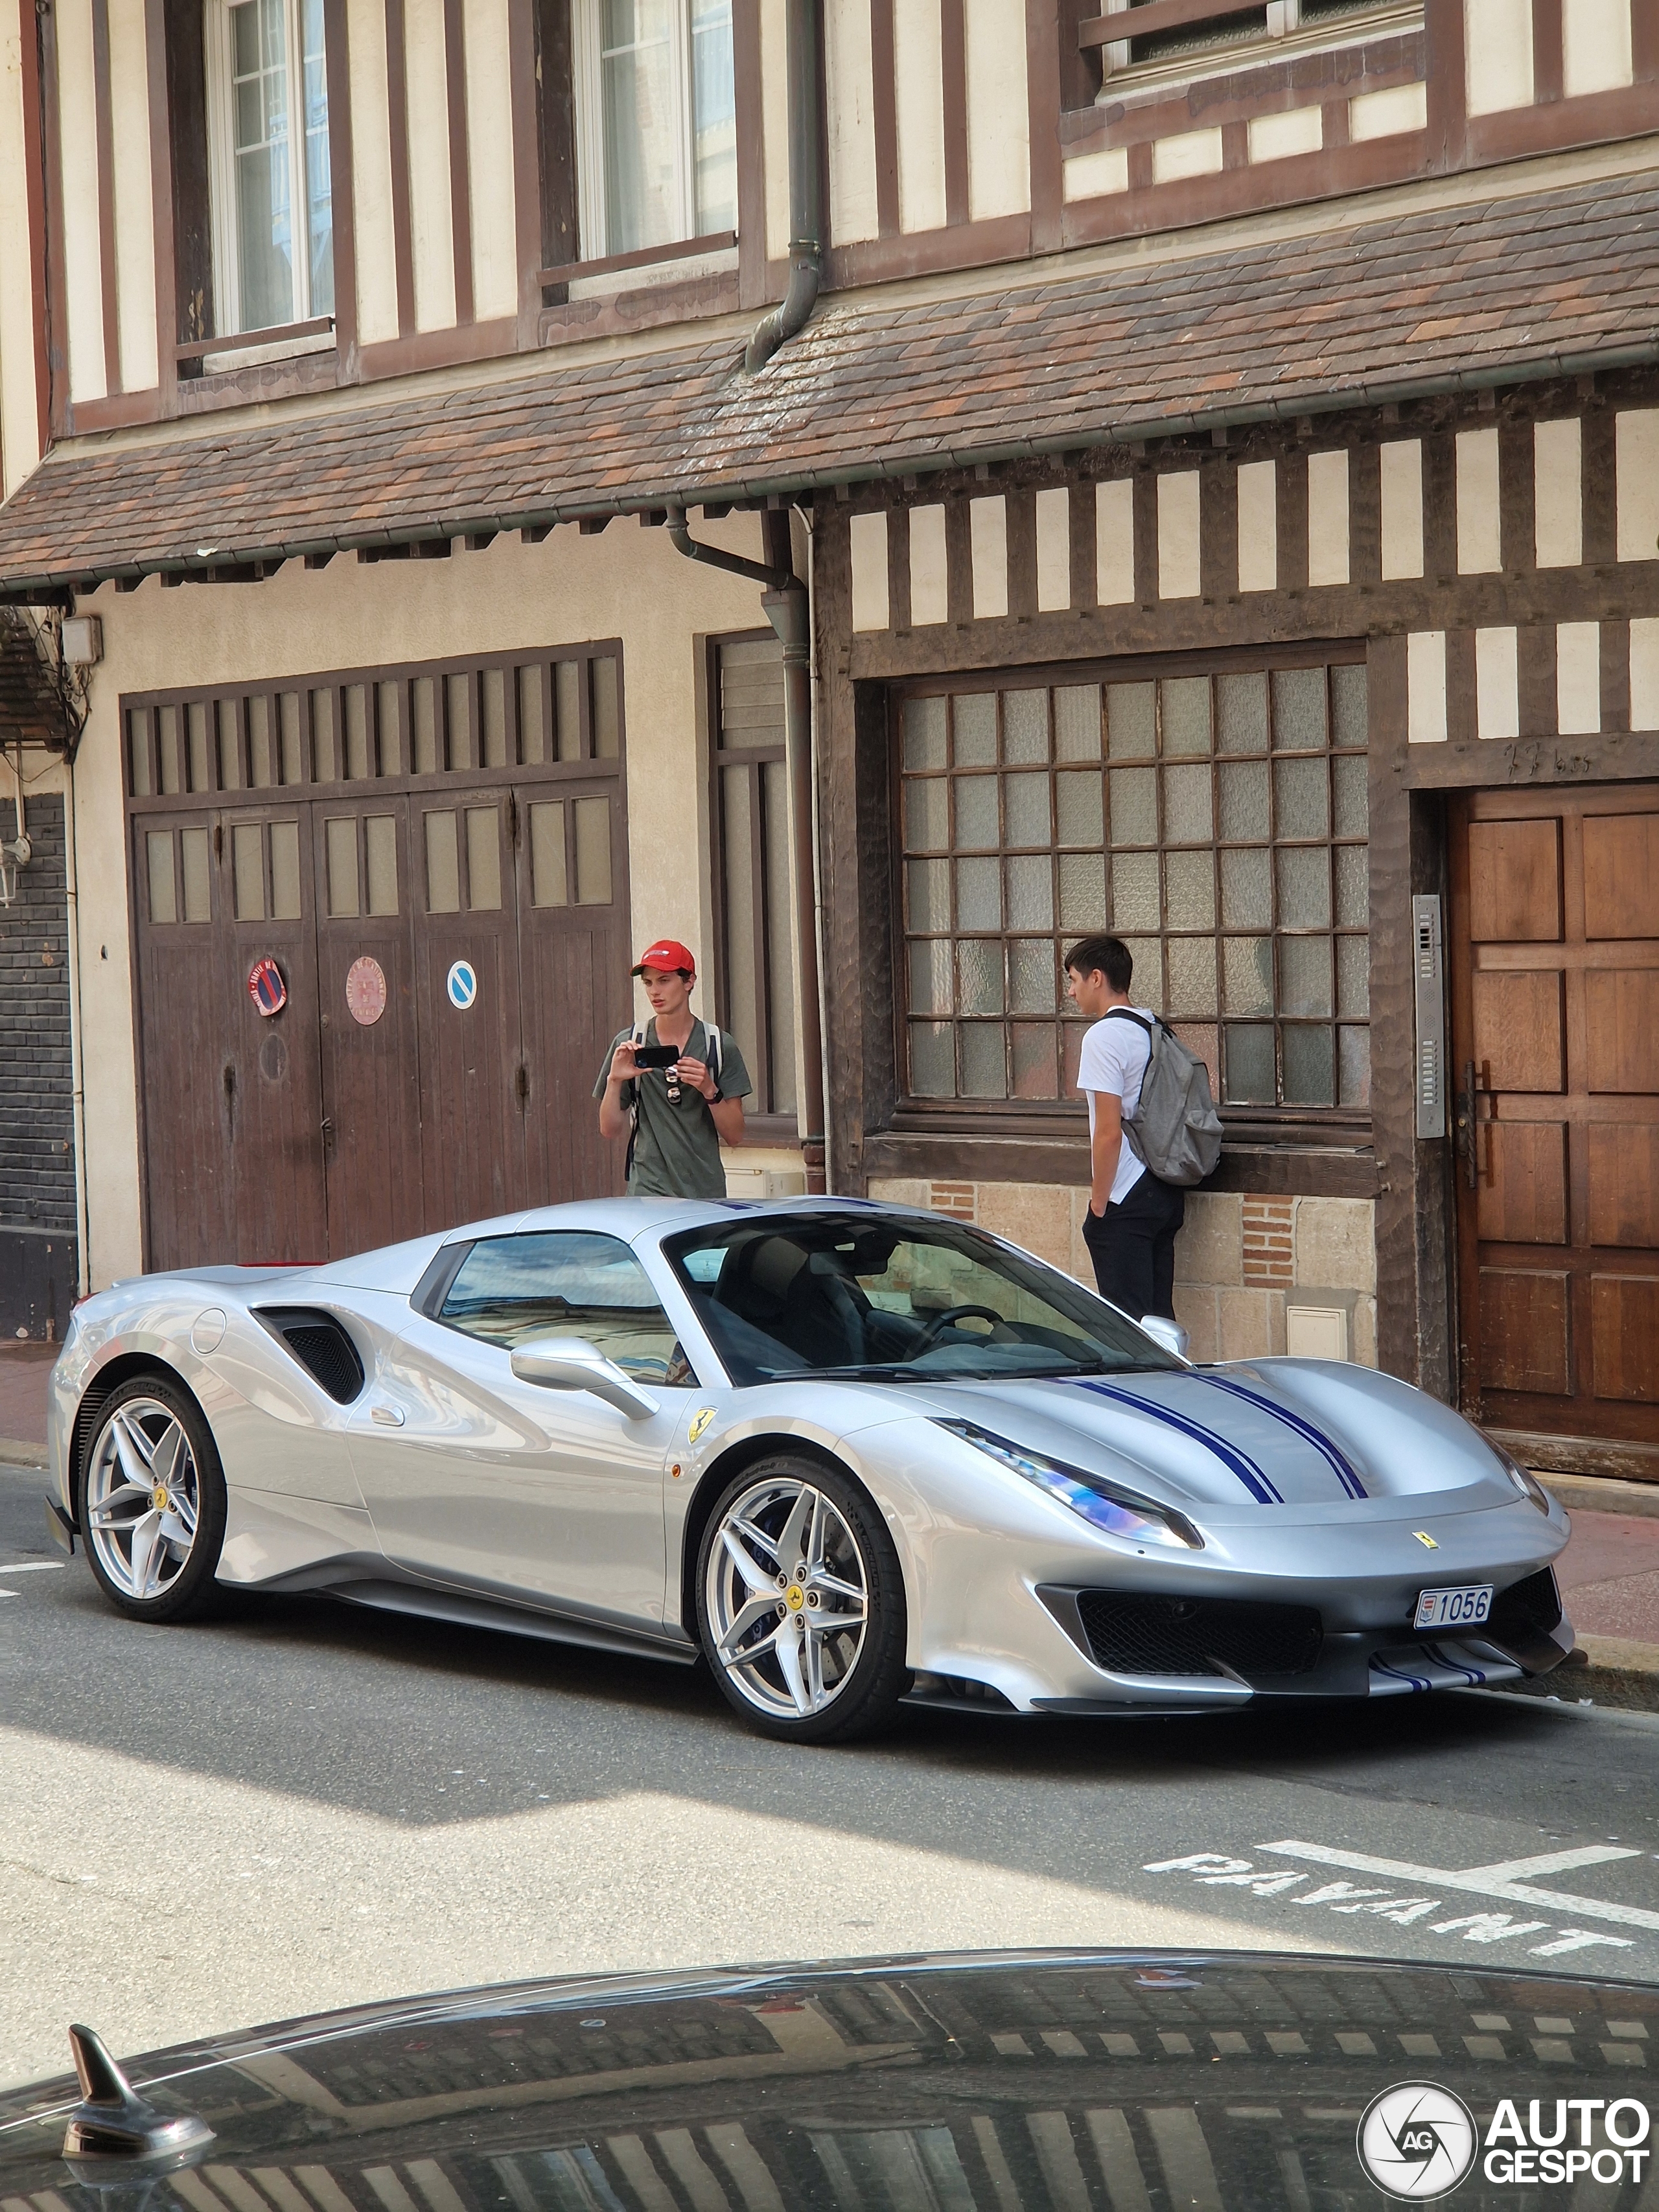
[898,651,1369,1119]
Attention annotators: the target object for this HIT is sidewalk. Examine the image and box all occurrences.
[0,1341,51,1466]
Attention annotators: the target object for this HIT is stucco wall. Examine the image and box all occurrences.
[68,512,793,1286]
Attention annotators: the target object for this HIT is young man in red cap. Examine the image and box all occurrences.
[594,940,751,1199]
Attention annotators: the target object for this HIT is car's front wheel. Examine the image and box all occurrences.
[695,1456,909,1743]
[79,1375,226,1621]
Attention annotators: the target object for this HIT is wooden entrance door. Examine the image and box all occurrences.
[222,804,329,1263]
[313,797,426,1257]
[411,789,526,1227]
[132,810,236,1269]
[133,806,330,1267]
[516,778,631,1204]
[1450,786,1659,1464]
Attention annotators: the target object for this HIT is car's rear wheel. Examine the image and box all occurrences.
[696,1456,909,1743]
[80,1376,226,1622]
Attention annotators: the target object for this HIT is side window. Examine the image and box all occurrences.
[439,1231,695,1385]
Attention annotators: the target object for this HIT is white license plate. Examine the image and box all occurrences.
[1415,1583,1494,1631]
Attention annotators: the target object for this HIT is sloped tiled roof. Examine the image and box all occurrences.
[0,165,1654,592]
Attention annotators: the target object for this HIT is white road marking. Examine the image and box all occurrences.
[0,1560,66,1572]
[1259,1839,1659,1936]
[1144,1849,1645,1955]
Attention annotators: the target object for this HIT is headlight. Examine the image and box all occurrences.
[935,1417,1202,1551]
[1492,1441,1553,1515]
[1491,1443,1551,1513]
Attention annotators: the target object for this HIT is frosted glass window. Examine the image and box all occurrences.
[574,797,613,904]
[270,820,301,918]
[530,802,568,907]
[896,658,1368,1113]
[326,817,359,917]
[233,822,265,918]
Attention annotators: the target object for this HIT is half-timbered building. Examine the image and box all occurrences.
[0,0,1653,1482]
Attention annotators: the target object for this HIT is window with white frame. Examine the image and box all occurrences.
[204,0,333,338]
[573,0,736,262]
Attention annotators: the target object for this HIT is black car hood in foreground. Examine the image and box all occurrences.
[3,1951,1656,2209]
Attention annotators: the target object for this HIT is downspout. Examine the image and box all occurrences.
[658,0,829,1183]
[745,0,821,374]
[662,506,829,1193]
[63,752,89,1298]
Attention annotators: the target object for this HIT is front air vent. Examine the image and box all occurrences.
[255,1307,365,1404]
[1077,1589,1323,1678]
[1487,1566,1563,1642]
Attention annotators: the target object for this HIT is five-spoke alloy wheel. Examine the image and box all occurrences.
[80,1376,226,1620]
[697,1456,908,1742]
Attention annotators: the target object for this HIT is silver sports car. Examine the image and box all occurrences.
[45,1196,1572,1741]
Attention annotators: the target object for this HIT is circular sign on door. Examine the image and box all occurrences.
[345,955,388,1027]
[248,956,287,1018]
[447,959,478,1011]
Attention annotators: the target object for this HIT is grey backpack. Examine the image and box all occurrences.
[1104,1010,1223,1187]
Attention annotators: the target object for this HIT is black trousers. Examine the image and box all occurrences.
[1084,1171,1186,1321]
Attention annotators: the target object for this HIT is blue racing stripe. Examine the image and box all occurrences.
[1196,1373,1368,1499]
[1068,1379,1282,1503]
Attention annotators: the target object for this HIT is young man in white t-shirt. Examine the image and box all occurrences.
[1065,933,1186,1321]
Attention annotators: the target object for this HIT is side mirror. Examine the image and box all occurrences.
[509,1336,660,1419]
[1138,1314,1191,1363]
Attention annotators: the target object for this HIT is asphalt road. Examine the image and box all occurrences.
[4,1459,1657,2094]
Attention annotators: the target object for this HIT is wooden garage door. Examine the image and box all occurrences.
[1450,786,1659,1464]
[127,647,631,1267]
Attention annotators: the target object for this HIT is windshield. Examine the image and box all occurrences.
[661,1211,1180,1385]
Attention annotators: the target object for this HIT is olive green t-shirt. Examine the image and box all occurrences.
[594,1017,753,1201]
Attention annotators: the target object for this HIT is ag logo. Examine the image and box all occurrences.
[1357,2082,1478,2200]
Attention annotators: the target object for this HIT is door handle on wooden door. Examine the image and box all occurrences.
[1455,1060,1494,1191]
[319,1115,335,1154]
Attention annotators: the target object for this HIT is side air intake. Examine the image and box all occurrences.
[255,1308,366,1404]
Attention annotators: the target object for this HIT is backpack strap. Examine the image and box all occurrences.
[623,1025,644,1182]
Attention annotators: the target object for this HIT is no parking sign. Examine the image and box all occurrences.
[447,959,478,1010]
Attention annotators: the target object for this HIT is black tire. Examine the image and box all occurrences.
[695,1454,909,1744]
[78,1373,227,1622]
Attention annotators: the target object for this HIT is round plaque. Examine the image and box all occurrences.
[247,955,286,1018]
[345,955,388,1027]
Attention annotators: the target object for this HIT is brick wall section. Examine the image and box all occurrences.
[929,1182,976,1221]
[0,793,75,1236]
[1242,1196,1295,1287]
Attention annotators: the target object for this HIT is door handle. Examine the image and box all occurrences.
[1454,1060,1494,1191]
[370,1404,404,1427]
[320,1115,335,1154]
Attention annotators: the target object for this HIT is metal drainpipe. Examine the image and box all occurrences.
[63,753,89,1298]
[745,0,822,374]
[662,507,829,1193]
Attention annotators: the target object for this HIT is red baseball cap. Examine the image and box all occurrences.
[631,938,697,977]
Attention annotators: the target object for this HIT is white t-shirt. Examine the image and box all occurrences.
[1078,1007,1154,1207]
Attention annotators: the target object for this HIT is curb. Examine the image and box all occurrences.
[1541,1473,1659,1522]
[0,1436,46,1469]
[1505,1640,1659,1714]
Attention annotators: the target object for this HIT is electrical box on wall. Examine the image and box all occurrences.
[1413,894,1446,1141]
